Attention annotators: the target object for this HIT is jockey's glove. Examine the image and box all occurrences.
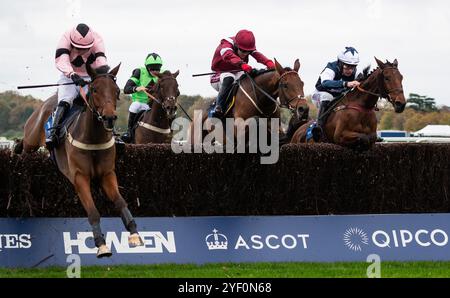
[265,61,275,69]
[241,63,253,73]
[71,73,88,87]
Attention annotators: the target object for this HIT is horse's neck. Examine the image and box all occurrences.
[347,71,380,108]
[144,98,170,128]
[250,72,278,107]
[72,109,112,142]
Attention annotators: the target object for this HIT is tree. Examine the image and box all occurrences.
[407,93,437,112]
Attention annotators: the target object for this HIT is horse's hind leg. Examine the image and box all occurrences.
[101,172,144,247]
[75,174,111,258]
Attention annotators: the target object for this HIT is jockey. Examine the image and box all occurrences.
[210,29,275,118]
[46,23,107,150]
[313,46,361,129]
[121,53,163,143]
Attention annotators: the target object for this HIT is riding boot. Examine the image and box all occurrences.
[212,76,234,118]
[121,112,137,143]
[45,101,70,150]
[317,100,332,130]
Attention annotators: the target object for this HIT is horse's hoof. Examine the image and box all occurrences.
[129,233,144,247]
[97,244,112,258]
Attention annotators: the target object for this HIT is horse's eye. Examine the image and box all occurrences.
[385,77,390,81]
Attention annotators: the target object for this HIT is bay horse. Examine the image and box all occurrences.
[15,64,144,257]
[189,58,307,145]
[291,57,406,151]
[133,70,180,144]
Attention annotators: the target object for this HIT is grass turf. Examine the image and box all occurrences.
[1,261,450,278]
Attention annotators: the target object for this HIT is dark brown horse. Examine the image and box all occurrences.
[291,57,406,150]
[189,58,307,144]
[133,70,180,143]
[16,64,143,257]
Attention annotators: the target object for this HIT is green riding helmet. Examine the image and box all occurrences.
[145,53,163,72]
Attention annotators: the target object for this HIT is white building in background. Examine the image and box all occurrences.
[411,125,450,137]
[378,125,450,143]
[0,137,15,149]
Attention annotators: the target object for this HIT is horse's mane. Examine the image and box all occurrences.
[95,65,111,75]
[160,70,173,77]
[356,60,397,82]
[356,65,372,82]
[251,69,275,77]
[253,67,293,78]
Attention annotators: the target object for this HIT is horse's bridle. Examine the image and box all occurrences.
[277,70,306,111]
[356,67,404,103]
[143,76,179,115]
[321,66,404,120]
[246,70,305,115]
[79,74,120,122]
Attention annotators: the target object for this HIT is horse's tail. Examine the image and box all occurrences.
[13,138,23,154]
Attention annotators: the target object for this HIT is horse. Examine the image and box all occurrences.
[291,57,406,151]
[133,70,180,144]
[188,58,307,145]
[15,64,144,257]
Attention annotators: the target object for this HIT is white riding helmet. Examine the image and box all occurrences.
[337,47,360,65]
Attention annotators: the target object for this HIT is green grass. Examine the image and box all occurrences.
[1,262,450,278]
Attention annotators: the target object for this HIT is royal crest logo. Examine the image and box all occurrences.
[343,227,369,252]
[205,228,228,250]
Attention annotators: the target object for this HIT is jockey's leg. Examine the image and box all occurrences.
[45,101,70,150]
[121,112,136,143]
[46,74,87,150]
[213,76,234,118]
[316,92,334,130]
[122,101,145,143]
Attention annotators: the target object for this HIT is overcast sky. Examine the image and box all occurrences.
[1,0,450,106]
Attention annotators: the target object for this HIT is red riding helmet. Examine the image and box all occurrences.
[69,23,95,49]
[235,29,256,52]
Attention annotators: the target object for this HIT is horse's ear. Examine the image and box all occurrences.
[294,59,300,72]
[374,57,385,69]
[393,58,398,67]
[86,63,96,78]
[109,63,121,77]
[151,71,162,78]
[173,70,180,78]
[274,58,285,75]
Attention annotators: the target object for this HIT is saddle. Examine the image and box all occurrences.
[208,70,271,118]
[45,96,86,143]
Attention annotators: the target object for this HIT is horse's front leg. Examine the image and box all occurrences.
[335,130,372,151]
[74,173,111,258]
[101,171,144,247]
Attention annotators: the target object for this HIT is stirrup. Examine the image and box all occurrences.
[121,132,131,143]
[45,137,57,150]
[212,106,224,117]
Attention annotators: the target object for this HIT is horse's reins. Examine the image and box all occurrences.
[356,67,403,100]
[79,74,118,122]
[138,76,190,133]
[69,74,119,150]
[320,66,403,120]
[142,77,187,118]
[244,70,305,116]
